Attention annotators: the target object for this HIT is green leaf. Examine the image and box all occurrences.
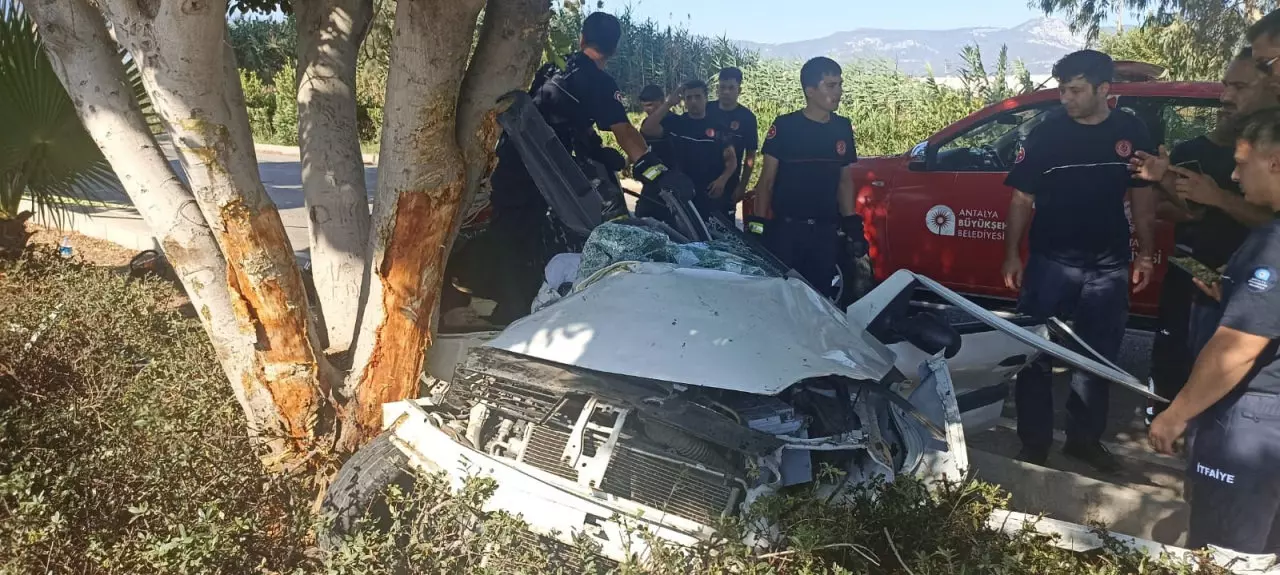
[0,0,130,229]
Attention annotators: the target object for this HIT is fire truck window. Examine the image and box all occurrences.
[934,106,1055,172]
[1162,101,1221,149]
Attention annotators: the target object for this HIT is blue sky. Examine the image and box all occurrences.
[597,0,1128,44]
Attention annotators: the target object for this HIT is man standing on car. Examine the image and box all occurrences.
[747,57,866,297]
[1002,49,1158,472]
[483,11,668,324]
[1132,47,1278,424]
[641,80,738,220]
[707,67,760,221]
[1149,107,1280,555]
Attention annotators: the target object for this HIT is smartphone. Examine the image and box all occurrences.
[1174,159,1203,174]
[1169,254,1221,285]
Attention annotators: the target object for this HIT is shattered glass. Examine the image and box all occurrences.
[575,221,780,283]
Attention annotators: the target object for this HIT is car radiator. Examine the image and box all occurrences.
[520,425,737,526]
[450,365,742,526]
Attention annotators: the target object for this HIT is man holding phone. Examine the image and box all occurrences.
[1132,46,1278,419]
[1148,106,1280,555]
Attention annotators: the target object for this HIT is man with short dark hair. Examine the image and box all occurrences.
[481,11,668,324]
[1132,47,1277,424]
[747,57,864,296]
[641,79,738,219]
[707,67,759,220]
[1002,49,1158,473]
[1149,106,1280,555]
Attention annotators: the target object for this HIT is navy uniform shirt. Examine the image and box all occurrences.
[761,111,858,220]
[707,103,759,191]
[1170,136,1253,270]
[1004,110,1155,268]
[490,52,630,210]
[1217,218,1280,393]
[660,113,734,210]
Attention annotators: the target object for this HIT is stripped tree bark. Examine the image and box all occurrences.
[295,0,375,355]
[94,0,337,457]
[31,0,553,460]
[24,0,290,458]
[342,0,489,445]
[452,0,553,246]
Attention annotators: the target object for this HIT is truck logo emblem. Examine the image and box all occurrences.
[1116,139,1133,157]
[926,205,956,236]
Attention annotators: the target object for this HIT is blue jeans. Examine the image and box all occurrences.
[1015,254,1130,449]
[1187,391,1280,554]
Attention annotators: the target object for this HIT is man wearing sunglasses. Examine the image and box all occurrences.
[1132,46,1278,426]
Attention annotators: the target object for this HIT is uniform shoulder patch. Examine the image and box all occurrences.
[836,140,847,155]
[1248,266,1278,293]
[1115,139,1133,158]
[614,91,625,104]
[766,124,778,140]
[1015,143,1027,164]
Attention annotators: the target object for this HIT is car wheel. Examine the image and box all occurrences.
[318,431,436,550]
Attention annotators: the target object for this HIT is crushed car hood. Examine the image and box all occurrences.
[484,263,898,395]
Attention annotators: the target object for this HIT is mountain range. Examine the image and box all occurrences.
[737,18,1109,77]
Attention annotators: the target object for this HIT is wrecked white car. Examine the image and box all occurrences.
[318,91,1158,563]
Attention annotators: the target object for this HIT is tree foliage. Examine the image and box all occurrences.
[1038,0,1264,82]
[1098,17,1231,80]
[227,14,296,83]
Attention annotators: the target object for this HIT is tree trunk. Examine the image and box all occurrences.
[295,0,375,355]
[96,0,337,456]
[452,0,552,242]
[24,0,292,459]
[342,0,487,447]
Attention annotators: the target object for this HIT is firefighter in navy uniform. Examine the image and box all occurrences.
[1149,107,1280,555]
[482,11,661,325]
[640,80,737,222]
[1002,50,1159,473]
[746,57,867,297]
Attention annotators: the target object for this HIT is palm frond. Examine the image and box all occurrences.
[0,0,133,228]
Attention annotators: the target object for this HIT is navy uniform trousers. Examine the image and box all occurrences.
[1015,254,1130,449]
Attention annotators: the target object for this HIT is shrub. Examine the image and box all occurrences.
[0,248,313,573]
[241,69,276,142]
[272,60,299,146]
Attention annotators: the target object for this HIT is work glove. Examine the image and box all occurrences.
[841,214,868,259]
[745,215,768,236]
[593,147,627,173]
[632,151,670,186]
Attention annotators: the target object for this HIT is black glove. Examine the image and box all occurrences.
[632,151,670,186]
[841,214,868,258]
[745,215,768,236]
[593,147,626,173]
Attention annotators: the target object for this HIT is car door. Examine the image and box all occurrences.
[1115,95,1222,315]
[882,103,1059,300]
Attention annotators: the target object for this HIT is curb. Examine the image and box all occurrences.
[253,142,378,166]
